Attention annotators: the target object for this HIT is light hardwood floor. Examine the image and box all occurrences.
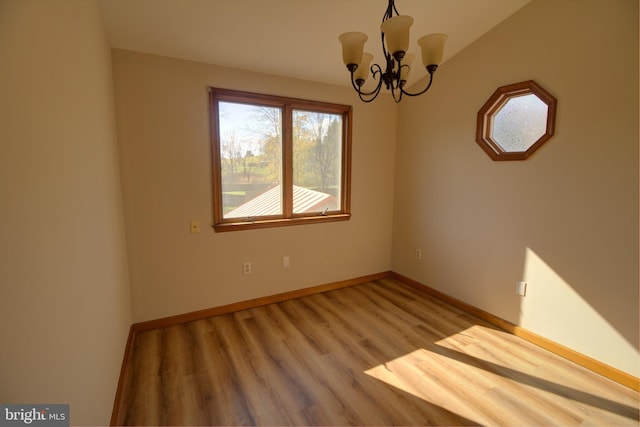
[115,278,639,426]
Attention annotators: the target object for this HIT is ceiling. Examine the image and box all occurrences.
[98,0,530,89]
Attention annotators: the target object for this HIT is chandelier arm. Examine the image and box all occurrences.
[399,68,437,97]
[384,0,394,21]
[349,72,362,93]
[390,0,400,17]
[381,53,396,90]
[350,64,384,96]
[387,55,404,102]
[348,65,384,102]
[357,74,383,102]
[380,0,395,63]
[389,83,404,103]
[358,90,380,103]
[380,32,390,65]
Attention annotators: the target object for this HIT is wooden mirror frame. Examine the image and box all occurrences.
[476,80,557,161]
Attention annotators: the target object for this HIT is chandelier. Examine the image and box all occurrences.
[339,0,447,103]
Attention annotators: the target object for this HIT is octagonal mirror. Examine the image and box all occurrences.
[476,80,557,160]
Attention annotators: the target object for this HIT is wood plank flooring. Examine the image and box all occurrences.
[115,278,639,426]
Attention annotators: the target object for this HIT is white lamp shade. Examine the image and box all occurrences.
[418,33,447,67]
[353,53,373,82]
[380,15,413,55]
[338,32,368,66]
[399,53,414,81]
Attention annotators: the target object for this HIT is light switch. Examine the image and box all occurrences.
[190,220,200,233]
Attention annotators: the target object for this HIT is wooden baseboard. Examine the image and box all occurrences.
[111,271,391,425]
[111,269,638,424]
[390,271,640,392]
[131,271,391,333]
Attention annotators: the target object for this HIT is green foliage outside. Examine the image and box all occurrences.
[219,104,342,212]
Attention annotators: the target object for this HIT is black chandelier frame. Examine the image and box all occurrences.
[347,0,439,103]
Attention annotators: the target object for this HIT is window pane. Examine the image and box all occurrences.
[292,110,342,214]
[218,101,283,218]
[491,94,548,152]
[210,88,351,231]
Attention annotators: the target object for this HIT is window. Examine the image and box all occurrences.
[209,88,352,231]
[476,80,557,160]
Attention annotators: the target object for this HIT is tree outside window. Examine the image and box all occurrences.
[209,88,352,231]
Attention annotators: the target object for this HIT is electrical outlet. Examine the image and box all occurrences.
[415,248,422,260]
[190,220,200,233]
[243,262,252,275]
[283,256,290,268]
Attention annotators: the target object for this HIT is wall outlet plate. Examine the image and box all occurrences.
[516,281,527,296]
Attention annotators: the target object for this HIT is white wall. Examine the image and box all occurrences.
[112,50,397,323]
[392,0,639,376]
[0,1,131,424]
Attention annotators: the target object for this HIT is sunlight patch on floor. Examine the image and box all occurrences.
[363,337,639,426]
[365,348,475,417]
[363,344,491,423]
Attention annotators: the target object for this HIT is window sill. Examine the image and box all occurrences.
[212,214,351,232]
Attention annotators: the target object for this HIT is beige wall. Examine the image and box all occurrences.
[0,0,131,424]
[112,50,397,323]
[2,3,634,421]
[392,0,639,376]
